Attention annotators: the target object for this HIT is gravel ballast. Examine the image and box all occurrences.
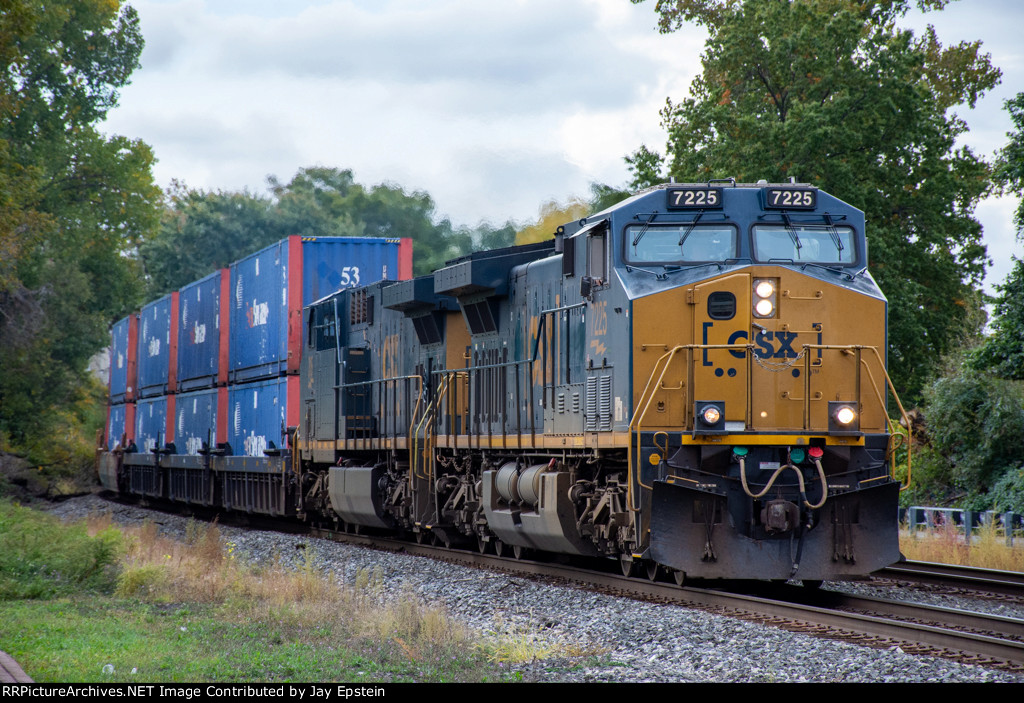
[43,494,1024,683]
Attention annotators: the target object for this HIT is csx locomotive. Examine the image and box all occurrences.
[102,181,908,583]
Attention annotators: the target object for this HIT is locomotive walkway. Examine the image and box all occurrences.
[0,650,33,683]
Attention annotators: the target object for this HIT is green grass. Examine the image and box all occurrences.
[0,501,120,599]
[0,598,497,682]
[0,501,542,682]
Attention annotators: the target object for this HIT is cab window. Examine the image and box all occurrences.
[625,225,737,264]
[752,225,855,265]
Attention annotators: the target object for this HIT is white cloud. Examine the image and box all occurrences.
[105,0,1023,291]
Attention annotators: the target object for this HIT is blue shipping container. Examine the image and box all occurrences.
[106,403,134,451]
[138,294,176,397]
[175,388,219,455]
[227,377,297,457]
[135,396,169,453]
[177,270,224,391]
[229,236,407,382]
[109,315,137,402]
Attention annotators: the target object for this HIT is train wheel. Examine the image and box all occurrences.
[494,540,506,557]
[476,535,489,554]
[415,530,426,544]
[673,569,686,587]
[645,561,660,582]
[802,579,823,590]
[620,557,637,578]
[512,544,528,560]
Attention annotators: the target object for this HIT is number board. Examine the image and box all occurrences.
[666,187,723,210]
[764,187,816,210]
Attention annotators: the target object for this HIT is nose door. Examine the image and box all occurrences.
[690,273,751,430]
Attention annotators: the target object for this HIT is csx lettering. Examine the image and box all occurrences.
[727,330,748,359]
[705,323,805,361]
[754,330,799,359]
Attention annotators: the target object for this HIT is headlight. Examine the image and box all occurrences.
[702,405,721,425]
[834,406,857,425]
[753,278,777,318]
[828,401,860,433]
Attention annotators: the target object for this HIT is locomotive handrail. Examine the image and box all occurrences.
[416,373,453,482]
[628,344,687,513]
[336,373,423,457]
[795,344,912,490]
[429,356,539,449]
[627,341,914,516]
[411,374,437,485]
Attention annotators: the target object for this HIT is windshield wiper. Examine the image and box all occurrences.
[624,264,669,280]
[677,212,704,248]
[631,211,659,247]
[799,261,847,277]
[781,213,802,255]
[823,212,845,256]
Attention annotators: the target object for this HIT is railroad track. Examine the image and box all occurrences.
[878,561,1024,599]
[111,496,1024,673]
[307,526,1024,672]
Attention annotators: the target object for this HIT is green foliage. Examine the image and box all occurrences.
[994,92,1024,231]
[624,144,665,190]
[0,0,161,457]
[141,167,514,296]
[0,502,121,599]
[140,184,284,297]
[630,0,1000,403]
[589,182,632,213]
[115,563,170,599]
[271,168,474,277]
[922,369,1024,506]
[472,221,518,251]
[969,257,1024,379]
[988,467,1024,514]
[898,445,959,508]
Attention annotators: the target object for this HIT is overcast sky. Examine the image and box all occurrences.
[101,0,1023,293]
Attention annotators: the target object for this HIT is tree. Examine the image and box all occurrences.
[0,0,161,454]
[140,184,284,297]
[141,168,490,295]
[271,168,474,276]
[516,197,591,245]
[515,183,633,245]
[994,92,1024,232]
[967,94,1024,379]
[920,368,1024,508]
[969,258,1024,380]
[629,0,1001,402]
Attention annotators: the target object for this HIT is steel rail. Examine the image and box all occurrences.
[109,494,1024,672]
[879,561,1024,598]
[306,526,1024,671]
